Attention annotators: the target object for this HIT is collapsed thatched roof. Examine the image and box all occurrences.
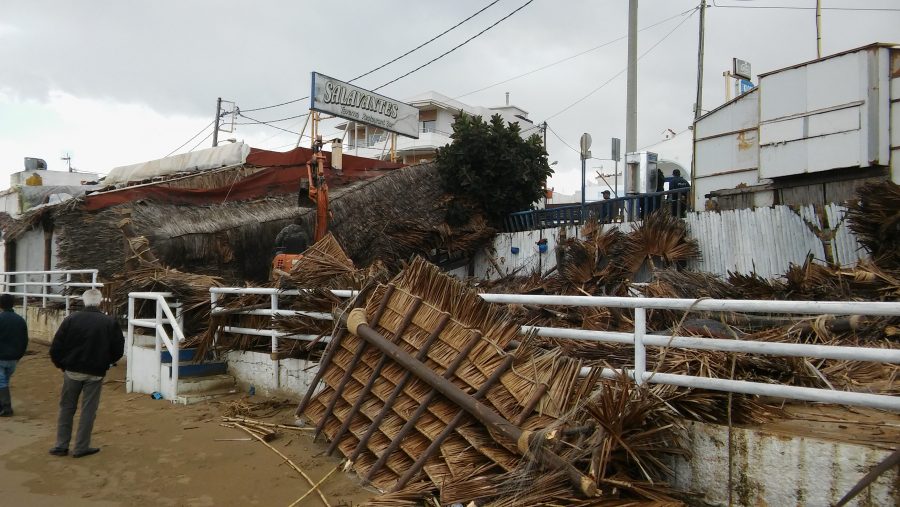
[53,163,447,281]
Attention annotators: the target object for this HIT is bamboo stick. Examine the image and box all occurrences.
[232,423,331,507]
[512,383,549,427]
[349,317,598,498]
[363,330,483,482]
[287,464,341,507]
[327,297,423,456]
[393,354,515,491]
[347,312,450,465]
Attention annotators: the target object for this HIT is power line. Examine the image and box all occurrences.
[454,7,698,100]
[545,7,698,121]
[188,131,214,152]
[237,112,301,136]
[239,0,504,113]
[373,0,537,91]
[546,125,580,155]
[163,120,215,157]
[711,1,900,11]
[349,0,502,83]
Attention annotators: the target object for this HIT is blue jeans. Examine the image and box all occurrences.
[0,359,17,388]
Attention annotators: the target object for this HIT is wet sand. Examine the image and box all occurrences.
[0,343,375,506]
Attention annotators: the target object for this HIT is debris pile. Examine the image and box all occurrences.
[299,258,688,505]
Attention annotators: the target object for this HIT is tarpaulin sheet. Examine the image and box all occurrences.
[82,147,404,211]
[102,142,251,187]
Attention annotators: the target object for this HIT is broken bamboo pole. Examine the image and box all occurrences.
[346,309,598,498]
[346,312,450,466]
[363,329,483,482]
[326,296,423,456]
[392,353,515,491]
[233,423,332,507]
[512,383,549,427]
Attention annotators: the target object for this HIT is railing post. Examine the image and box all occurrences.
[64,273,72,315]
[170,296,179,400]
[42,273,48,308]
[634,306,647,386]
[155,298,163,356]
[270,293,279,354]
[210,291,219,354]
[126,296,135,393]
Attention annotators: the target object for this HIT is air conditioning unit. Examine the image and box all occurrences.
[24,157,47,171]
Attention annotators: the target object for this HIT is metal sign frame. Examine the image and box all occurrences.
[310,72,419,139]
[733,58,752,81]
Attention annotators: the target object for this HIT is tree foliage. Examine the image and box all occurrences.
[436,112,553,226]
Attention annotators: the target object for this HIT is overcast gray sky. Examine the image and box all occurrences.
[1,0,898,192]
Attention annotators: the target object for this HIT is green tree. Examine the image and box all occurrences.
[436,112,553,226]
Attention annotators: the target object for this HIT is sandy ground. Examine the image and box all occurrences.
[0,342,376,507]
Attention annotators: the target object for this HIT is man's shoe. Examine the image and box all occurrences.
[0,409,12,417]
[72,448,100,458]
[48,447,69,456]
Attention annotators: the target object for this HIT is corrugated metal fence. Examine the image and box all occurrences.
[472,205,867,280]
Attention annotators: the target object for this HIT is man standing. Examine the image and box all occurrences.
[669,169,691,217]
[0,293,28,417]
[49,289,124,458]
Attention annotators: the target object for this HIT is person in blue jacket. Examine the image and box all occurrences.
[0,293,29,417]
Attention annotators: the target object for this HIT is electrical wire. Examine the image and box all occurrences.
[546,125,580,155]
[188,131,214,152]
[237,112,301,136]
[348,0,502,83]
[453,6,698,100]
[545,6,698,121]
[711,1,899,11]
[239,0,504,113]
[372,0,537,91]
[163,120,215,157]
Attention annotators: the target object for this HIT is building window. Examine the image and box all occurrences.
[422,120,436,133]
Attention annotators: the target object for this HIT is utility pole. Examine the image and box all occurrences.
[625,0,639,153]
[212,97,222,147]
[816,0,822,58]
[694,1,706,120]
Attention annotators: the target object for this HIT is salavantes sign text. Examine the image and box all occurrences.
[310,72,419,139]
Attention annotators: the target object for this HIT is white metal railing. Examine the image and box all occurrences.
[127,292,185,399]
[478,294,900,412]
[0,269,102,315]
[210,287,358,354]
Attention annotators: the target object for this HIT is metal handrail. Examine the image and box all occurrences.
[0,269,102,315]
[209,287,356,354]
[127,292,185,400]
[479,293,900,411]
[505,187,692,232]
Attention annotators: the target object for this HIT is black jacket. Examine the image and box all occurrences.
[0,309,29,361]
[50,308,124,377]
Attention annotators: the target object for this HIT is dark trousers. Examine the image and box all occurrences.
[54,374,103,452]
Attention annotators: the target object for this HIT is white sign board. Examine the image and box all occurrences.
[733,58,752,81]
[310,72,419,139]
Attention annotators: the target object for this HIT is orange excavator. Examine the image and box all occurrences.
[271,135,329,278]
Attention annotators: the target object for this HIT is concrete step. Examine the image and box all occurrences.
[175,373,235,395]
[174,388,240,405]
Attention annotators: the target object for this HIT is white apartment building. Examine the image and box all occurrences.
[336,91,534,165]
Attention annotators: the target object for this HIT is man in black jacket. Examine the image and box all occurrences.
[0,293,28,417]
[49,289,124,458]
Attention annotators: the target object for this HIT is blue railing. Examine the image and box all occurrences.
[504,188,691,232]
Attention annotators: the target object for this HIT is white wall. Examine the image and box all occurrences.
[675,420,897,507]
[226,350,320,398]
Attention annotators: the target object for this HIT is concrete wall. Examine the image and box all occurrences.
[17,305,66,345]
[225,350,320,398]
[675,421,898,507]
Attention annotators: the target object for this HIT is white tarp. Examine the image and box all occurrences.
[103,142,250,187]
